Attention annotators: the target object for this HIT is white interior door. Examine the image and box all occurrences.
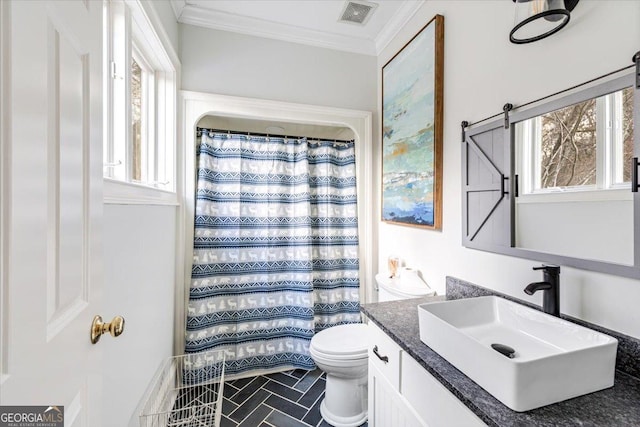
[0,1,104,425]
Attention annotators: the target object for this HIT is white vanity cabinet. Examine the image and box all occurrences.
[367,321,486,427]
[368,321,425,427]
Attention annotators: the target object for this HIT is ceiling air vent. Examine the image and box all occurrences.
[338,1,378,26]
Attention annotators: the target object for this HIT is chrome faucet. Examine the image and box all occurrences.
[524,265,560,317]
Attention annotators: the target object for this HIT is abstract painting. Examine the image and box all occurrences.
[382,15,444,229]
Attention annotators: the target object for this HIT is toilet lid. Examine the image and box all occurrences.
[311,323,368,357]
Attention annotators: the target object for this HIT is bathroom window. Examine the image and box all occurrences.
[130,49,154,183]
[104,0,177,200]
[517,87,634,195]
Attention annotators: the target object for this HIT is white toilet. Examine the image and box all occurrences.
[310,273,435,426]
[309,323,368,427]
[375,272,436,302]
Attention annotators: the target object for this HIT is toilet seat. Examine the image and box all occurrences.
[310,324,368,359]
[310,348,368,365]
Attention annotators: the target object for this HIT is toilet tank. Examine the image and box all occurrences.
[375,273,436,302]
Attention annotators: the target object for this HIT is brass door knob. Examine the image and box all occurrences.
[90,315,125,344]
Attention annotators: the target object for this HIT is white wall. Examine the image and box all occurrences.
[376,1,640,338]
[180,24,377,112]
[140,0,180,56]
[103,204,177,427]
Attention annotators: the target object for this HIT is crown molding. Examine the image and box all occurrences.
[177,4,377,55]
[374,0,426,55]
[171,0,426,57]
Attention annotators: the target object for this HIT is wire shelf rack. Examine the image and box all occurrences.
[139,350,226,427]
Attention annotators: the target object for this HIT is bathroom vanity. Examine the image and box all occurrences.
[368,317,485,426]
[362,277,640,427]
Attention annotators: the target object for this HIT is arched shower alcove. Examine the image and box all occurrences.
[175,91,374,354]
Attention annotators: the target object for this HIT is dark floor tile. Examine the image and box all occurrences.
[298,378,326,407]
[231,376,269,404]
[211,369,330,427]
[265,394,308,420]
[228,376,254,389]
[302,392,324,426]
[224,383,240,398]
[294,369,323,392]
[264,380,304,402]
[237,403,273,427]
[266,409,311,427]
[229,389,270,423]
[222,397,238,416]
[266,371,299,387]
[220,415,238,427]
[289,369,309,378]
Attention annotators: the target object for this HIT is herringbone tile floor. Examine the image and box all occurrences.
[220,369,368,427]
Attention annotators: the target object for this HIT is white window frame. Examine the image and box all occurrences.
[609,90,629,187]
[518,89,632,202]
[103,0,178,205]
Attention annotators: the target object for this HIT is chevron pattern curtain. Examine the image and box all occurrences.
[186,130,360,376]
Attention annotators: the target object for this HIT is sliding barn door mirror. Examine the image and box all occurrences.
[462,70,640,279]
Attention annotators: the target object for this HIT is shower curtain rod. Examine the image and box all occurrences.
[197,127,355,144]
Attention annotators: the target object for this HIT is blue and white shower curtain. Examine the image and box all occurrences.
[186,130,361,376]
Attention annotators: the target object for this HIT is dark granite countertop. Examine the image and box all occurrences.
[361,279,640,427]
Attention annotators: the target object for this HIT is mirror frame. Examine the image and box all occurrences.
[463,73,640,279]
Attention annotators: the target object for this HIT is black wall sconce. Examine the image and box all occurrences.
[510,0,580,44]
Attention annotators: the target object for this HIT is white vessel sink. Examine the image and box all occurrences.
[418,296,617,412]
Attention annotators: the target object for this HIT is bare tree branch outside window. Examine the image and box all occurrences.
[131,58,142,182]
[622,87,634,182]
[538,87,633,189]
[540,99,596,189]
